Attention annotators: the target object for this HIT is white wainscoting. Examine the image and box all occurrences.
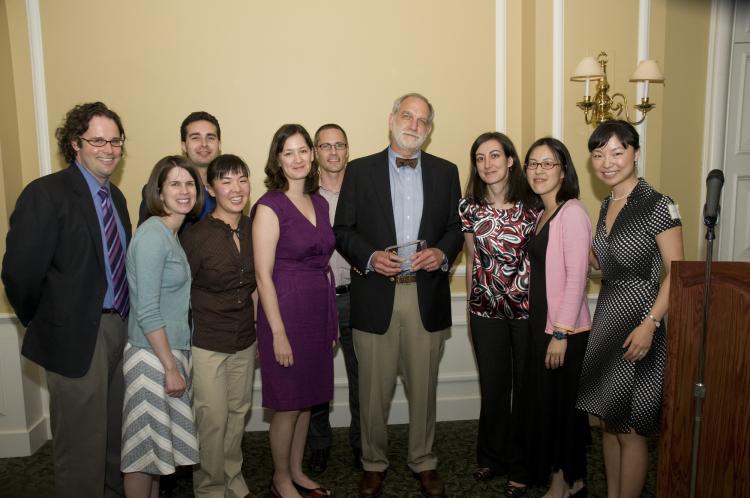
[0,315,49,458]
[0,294,600,456]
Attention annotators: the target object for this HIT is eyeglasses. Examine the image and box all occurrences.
[80,136,125,148]
[525,160,560,170]
[317,142,348,151]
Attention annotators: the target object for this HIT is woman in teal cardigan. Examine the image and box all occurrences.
[121,156,203,498]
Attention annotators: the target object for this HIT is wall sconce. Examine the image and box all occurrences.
[571,51,665,126]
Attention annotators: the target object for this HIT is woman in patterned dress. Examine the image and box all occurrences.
[122,156,203,497]
[576,120,683,498]
[459,132,536,497]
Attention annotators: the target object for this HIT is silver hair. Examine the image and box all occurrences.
[391,93,435,125]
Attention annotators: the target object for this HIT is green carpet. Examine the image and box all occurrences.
[0,420,656,497]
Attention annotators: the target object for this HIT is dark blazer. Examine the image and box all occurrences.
[334,148,462,334]
[1,165,132,377]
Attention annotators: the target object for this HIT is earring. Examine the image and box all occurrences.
[634,159,638,168]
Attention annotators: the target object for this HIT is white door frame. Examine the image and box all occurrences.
[702,0,736,259]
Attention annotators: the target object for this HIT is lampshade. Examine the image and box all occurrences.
[630,59,665,82]
[571,56,604,81]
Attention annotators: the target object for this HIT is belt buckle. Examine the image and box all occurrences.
[390,274,417,284]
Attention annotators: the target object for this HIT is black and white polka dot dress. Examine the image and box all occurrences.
[576,178,681,435]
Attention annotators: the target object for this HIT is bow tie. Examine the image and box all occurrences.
[396,157,418,169]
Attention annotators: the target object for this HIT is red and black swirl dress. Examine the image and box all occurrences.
[459,198,536,319]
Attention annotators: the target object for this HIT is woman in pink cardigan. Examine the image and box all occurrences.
[522,137,591,498]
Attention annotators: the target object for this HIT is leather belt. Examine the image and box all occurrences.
[335,284,350,295]
[390,274,417,284]
[102,308,118,314]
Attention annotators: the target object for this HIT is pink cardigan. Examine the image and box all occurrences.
[537,199,592,335]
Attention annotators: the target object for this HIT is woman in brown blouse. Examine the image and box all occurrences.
[180,154,257,498]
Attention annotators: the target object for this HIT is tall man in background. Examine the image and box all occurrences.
[334,93,462,498]
[138,110,221,225]
[2,102,131,498]
[306,124,362,473]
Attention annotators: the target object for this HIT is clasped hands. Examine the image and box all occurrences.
[371,247,444,277]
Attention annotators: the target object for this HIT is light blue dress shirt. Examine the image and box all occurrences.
[76,162,128,309]
[388,147,423,273]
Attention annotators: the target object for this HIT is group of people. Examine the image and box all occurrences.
[1,92,682,498]
[461,123,683,498]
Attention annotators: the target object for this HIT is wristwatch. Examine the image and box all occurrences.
[552,330,568,341]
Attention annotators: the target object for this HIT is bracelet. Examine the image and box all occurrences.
[648,314,661,328]
[552,330,568,341]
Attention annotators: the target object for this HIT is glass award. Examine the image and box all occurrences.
[385,239,426,272]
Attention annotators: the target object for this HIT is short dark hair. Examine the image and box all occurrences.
[263,124,319,194]
[55,102,125,165]
[523,137,580,206]
[144,155,204,218]
[588,119,640,152]
[207,154,250,186]
[465,131,529,206]
[180,111,221,142]
[314,123,348,146]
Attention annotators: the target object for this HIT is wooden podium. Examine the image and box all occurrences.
[657,261,750,497]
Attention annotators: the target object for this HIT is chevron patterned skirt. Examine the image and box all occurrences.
[120,342,200,475]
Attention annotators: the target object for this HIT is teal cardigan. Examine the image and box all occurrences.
[126,216,192,350]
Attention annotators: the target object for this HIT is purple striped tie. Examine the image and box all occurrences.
[98,187,129,318]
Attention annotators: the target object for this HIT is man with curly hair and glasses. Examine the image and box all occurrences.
[2,102,131,498]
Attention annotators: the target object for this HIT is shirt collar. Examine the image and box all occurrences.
[75,161,110,197]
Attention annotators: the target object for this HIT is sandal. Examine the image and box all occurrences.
[503,481,527,498]
[472,467,496,481]
[292,481,333,497]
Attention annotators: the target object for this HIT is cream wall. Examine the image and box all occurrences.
[37,0,496,220]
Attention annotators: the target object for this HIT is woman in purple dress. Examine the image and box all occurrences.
[252,124,336,498]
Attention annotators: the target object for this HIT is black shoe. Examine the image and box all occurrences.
[352,448,363,470]
[308,447,330,474]
[569,485,588,497]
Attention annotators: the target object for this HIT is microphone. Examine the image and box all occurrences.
[703,169,724,227]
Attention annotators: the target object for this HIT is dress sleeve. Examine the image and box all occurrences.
[649,194,682,237]
[458,198,474,233]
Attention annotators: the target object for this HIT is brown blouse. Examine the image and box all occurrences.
[180,215,256,353]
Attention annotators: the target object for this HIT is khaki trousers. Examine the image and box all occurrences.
[354,283,446,473]
[46,314,127,498]
[192,343,256,498]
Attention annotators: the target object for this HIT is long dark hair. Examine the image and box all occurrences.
[264,124,319,193]
[523,137,580,207]
[464,132,528,206]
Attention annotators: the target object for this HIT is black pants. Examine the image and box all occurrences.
[470,314,529,480]
[308,292,361,452]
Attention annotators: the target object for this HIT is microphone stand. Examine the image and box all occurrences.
[688,218,717,498]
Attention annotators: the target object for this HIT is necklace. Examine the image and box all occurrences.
[610,184,636,201]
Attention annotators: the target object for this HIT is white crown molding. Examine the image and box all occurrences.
[552,0,564,139]
[25,0,51,177]
[496,0,507,131]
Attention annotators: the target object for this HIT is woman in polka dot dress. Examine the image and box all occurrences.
[576,120,683,498]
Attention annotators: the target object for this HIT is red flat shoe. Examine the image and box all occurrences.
[293,481,333,497]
